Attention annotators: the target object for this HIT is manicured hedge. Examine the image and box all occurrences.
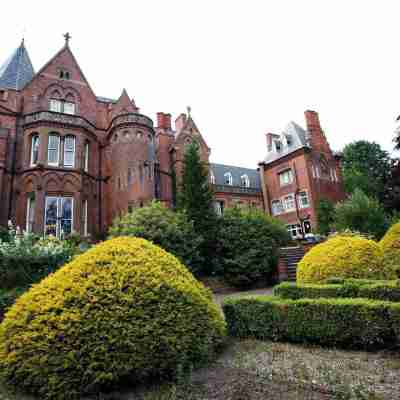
[223,296,397,349]
[274,280,400,302]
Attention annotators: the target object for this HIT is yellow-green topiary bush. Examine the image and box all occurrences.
[380,222,400,278]
[0,237,226,400]
[297,234,393,284]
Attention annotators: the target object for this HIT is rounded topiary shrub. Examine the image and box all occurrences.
[0,237,226,399]
[297,234,392,284]
[380,222,400,278]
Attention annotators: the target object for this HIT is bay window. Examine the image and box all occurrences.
[83,141,89,172]
[45,196,73,238]
[63,135,75,168]
[49,99,75,115]
[271,199,284,215]
[26,196,35,233]
[30,134,40,166]
[48,134,60,166]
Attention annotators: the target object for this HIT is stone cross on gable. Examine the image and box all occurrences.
[63,32,71,45]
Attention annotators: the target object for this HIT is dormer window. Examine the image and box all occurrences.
[286,135,292,146]
[59,69,70,80]
[275,140,282,152]
[241,174,250,188]
[224,172,233,186]
[210,171,216,185]
[49,99,75,115]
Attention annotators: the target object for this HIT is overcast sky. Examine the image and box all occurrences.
[1,1,399,168]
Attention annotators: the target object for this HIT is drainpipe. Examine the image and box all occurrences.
[98,143,102,236]
[8,121,20,223]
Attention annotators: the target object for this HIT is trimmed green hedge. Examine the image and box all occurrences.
[274,280,400,302]
[223,296,398,349]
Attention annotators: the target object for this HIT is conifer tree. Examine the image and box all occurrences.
[178,141,217,273]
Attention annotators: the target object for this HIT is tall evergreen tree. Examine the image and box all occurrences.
[178,141,217,274]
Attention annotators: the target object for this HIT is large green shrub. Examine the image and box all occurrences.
[215,208,290,288]
[296,234,392,284]
[0,288,26,322]
[274,280,400,302]
[333,189,388,239]
[0,233,74,289]
[380,222,400,278]
[0,237,226,400]
[223,296,396,349]
[109,201,203,275]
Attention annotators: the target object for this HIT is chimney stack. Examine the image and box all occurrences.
[175,113,187,133]
[156,112,172,130]
[265,133,274,152]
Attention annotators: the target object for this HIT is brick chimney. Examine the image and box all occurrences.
[265,132,275,152]
[156,112,172,130]
[175,113,187,133]
[304,110,330,152]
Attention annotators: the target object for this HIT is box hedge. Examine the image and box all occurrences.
[297,234,395,284]
[274,280,400,302]
[223,296,397,349]
[0,237,226,400]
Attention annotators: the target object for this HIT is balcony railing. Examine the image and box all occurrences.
[213,184,261,194]
[110,113,153,131]
[23,111,94,131]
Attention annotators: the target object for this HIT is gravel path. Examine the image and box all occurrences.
[213,287,274,307]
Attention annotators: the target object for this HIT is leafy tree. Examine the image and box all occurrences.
[215,207,290,288]
[178,142,218,274]
[333,189,388,239]
[316,199,335,235]
[341,140,391,202]
[108,201,203,274]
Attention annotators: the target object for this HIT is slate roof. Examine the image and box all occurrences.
[0,41,35,90]
[263,121,309,165]
[96,96,117,104]
[210,163,261,189]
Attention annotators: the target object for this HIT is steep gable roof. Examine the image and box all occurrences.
[263,121,309,165]
[111,88,138,116]
[0,40,35,90]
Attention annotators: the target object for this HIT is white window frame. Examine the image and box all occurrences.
[44,196,74,238]
[26,196,35,233]
[210,171,216,185]
[84,141,89,172]
[224,172,233,186]
[287,223,303,239]
[63,135,75,168]
[49,99,62,113]
[271,199,284,215]
[213,200,225,216]
[241,174,250,188]
[279,169,293,186]
[283,193,296,212]
[297,190,310,209]
[83,199,88,236]
[30,134,40,166]
[63,102,75,115]
[47,134,60,166]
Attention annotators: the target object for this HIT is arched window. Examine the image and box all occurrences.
[241,174,250,188]
[224,172,233,186]
[63,135,75,168]
[48,133,60,166]
[210,170,216,185]
[30,134,40,166]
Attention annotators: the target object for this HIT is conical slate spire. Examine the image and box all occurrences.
[0,40,35,90]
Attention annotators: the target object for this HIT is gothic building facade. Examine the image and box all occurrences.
[0,37,343,239]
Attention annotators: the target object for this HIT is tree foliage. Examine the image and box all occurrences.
[178,142,218,274]
[316,199,335,235]
[109,201,203,274]
[341,140,391,202]
[214,207,290,288]
[333,189,388,239]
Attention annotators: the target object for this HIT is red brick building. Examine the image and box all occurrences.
[259,111,345,238]
[0,37,264,238]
